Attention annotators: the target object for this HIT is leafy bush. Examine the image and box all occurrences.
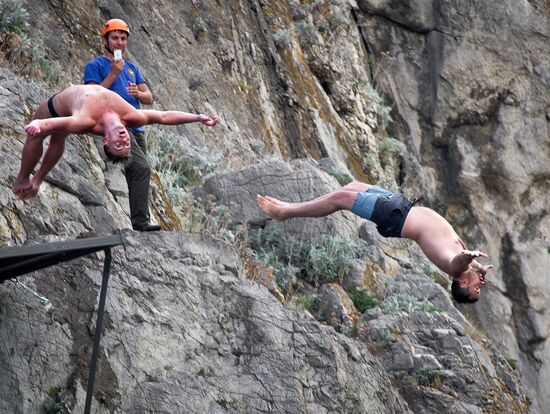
[296,22,318,48]
[372,328,394,342]
[237,79,253,93]
[327,170,353,186]
[347,288,379,313]
[380,293,442,315]
[302,236,367,282]
[377,137,405,168]
[0,1,61,86]
[216,399,230,409]
[506,358,518,370]
[418,367,441,387]
[43,385,69,414]
[274,29,292,50]
[360,81,393,129]
[249,226,368,289]
[149,130,218,205]
[192,17,208,39]
[422,265,437,280]
[0,0,28,34]
[291,294,317,313]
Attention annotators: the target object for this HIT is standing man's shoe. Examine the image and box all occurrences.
[133,224,161,232]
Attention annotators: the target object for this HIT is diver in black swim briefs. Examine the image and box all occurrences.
[47,94,60,118]
[256,180,493,304]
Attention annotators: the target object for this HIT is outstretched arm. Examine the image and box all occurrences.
[133,110,219,127]
[24,116,96,138]
[449,250,489,274]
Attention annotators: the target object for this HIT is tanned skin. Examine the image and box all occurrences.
[87,29,153,105]
[257,181,492,300]
[12,84,218,200]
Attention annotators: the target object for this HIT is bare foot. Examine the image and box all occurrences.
[264,195,289,206]
[12,177,40,200]
[12,177,32,197]
[18,184,39,200]
[257,195,287,221]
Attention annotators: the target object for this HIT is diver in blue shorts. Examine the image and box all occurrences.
[257,181,493,304]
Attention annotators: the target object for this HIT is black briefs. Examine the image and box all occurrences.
[47,94,60,117]
[370,193,415,238]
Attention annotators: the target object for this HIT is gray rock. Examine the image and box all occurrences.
[196,159,363,240]
[0,0,544,411]
[0,231,411,413]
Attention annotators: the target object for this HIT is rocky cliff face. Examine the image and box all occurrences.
[1,229,412,413]
[0,0,548,412]
[355,1,550,412]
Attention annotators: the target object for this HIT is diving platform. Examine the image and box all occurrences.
[0,233,126,414]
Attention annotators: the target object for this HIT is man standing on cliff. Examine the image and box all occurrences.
[84,18,158,231]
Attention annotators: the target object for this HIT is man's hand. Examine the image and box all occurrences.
[450,249,489,274]
[460,250,488,261]
[24,120,42,138]
[471,261,494,284]
[110,58,124,76]
[196,114,219,127]
[127,81,139,97]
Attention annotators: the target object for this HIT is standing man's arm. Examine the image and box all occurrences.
[127,82,153,105]
[126,62,153,105]
[84,59,124,89]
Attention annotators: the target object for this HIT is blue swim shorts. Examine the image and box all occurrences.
[351,186,415,238]
[350,186,393,220]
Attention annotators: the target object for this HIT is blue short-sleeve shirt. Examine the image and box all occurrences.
[84,56,146,132]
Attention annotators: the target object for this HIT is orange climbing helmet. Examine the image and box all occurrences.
[101,19,130,37]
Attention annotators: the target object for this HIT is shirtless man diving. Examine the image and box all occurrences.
[257,181,493,303]
[12,84,218,200]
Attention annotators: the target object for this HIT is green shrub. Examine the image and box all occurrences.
[372,328,394,342]
[292,294,317,313]
[237,79,253,93]
[0,0,29,34]
[43,385,69,414]
[378,137,405,167]
[274,29,292,50]
[302,237,354,281]
[249,227,368,288]
[296,22,318,48]
[327,170,353,186]
[360,81,393,129]
[182,197,238,243]
[328,9,348,30]
[380,293,442,315]
[192,17,208,39]
[0,2,62,86]
[149,130,218,206]
[506,357,518,370]
[418,367,441,387]
[216,399,230,409]
[422,265,437,280]
[347,288,379,313]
